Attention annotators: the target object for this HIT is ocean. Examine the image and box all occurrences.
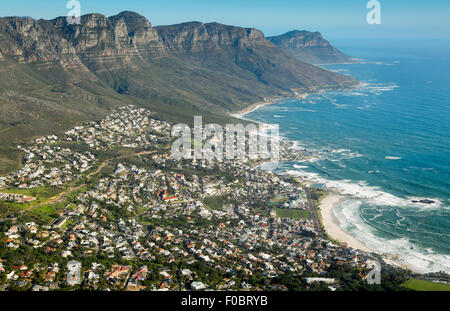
[243,39,450,273]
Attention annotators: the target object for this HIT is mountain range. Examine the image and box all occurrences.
[0,11,357,174]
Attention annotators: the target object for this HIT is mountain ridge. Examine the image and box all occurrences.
[0,11,358,174]
[267,30,354,64]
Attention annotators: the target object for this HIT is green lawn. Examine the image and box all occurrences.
[0,186,63,209]
[403,279,450,291]
[0,201,23,216]
[270,195,289,204]
[23,201,67,225]
[274,208,310,220]
[2,185,61,200]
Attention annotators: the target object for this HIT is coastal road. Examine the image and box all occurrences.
[305,188,322,234]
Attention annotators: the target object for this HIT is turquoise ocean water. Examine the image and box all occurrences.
[244,39,450,273]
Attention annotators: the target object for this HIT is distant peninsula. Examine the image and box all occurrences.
[268,30,354,64]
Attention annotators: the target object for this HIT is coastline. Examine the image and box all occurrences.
[229,87,420,272]
[231,95,376,254]
[318,191,413,271]
[231,93,309,119]
[318,192,373,253]
[231,81,365,119]
[230,92,375,254]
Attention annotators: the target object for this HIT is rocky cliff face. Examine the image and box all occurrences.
[0,17,85,69]
[0,12,166,71]
[0,12,356,78]
[155,22,270,53]
[153,21,356,92]
[52,11,166,71]
[0,14,352,70]
[267,30,353,64]
[1,12,358,95]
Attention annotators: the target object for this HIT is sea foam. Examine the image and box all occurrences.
[333,198,450,273]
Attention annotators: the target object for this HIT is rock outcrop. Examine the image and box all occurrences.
[155,22,270,53]
[0,17,85,69]
[0,12,166,71]
[267,30,353,64]
[51,12,166,71]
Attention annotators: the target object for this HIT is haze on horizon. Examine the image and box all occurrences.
[1,0,449,40]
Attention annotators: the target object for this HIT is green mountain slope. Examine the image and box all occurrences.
[0,11,358,174]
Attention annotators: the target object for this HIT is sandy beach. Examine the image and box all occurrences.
[231,93,309,118]
[319,192,412,270]
[230,100,276,120]
[319,192,373,252]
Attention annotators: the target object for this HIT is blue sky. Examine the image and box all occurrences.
[1,0,449,39]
